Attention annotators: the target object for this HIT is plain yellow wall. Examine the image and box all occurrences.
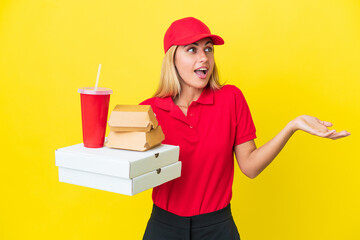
[1,0,359,239]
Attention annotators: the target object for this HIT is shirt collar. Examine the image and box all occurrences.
[195,86,214,105]
[154,87,214,111]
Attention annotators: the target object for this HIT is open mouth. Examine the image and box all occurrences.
[194,68,208,79]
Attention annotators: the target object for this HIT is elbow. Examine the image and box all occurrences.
[238,159,260,179]
[246,173,258,179]
[241,169,259,179]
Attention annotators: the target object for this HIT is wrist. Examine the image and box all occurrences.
[286,119,299,134]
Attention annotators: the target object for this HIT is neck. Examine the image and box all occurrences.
[174,85,205,107]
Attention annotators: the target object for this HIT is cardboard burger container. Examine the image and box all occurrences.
[105,105,165,151]
[55,143,181,196]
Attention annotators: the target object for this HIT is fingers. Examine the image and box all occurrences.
[314,127,351,140]
[328,130,351,140]
[319,120,333,127]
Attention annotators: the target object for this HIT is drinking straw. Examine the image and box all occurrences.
[94,64,102,91]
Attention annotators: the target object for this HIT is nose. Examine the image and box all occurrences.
[198,49,208,63]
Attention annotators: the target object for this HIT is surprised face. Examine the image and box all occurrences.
[174,37,215,90]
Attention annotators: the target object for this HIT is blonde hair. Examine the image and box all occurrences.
[153,45,223,98]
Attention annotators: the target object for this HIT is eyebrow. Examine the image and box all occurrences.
[184,40,213,48]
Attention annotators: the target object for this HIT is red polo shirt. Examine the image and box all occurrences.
[140,85,256,217]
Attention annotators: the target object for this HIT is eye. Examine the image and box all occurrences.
[205,47,213,52]
[187,47,196,53]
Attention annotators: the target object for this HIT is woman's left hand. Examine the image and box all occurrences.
[291,115,351,140]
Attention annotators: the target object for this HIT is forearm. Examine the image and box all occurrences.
[245,121,296,178]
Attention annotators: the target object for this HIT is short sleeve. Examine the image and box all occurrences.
[233,86,256,146]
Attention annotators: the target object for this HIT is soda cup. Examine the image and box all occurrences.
[78,87,112,148]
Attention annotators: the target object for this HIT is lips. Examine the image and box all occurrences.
[194,67,208,79]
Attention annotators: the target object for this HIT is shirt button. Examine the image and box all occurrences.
[189,125,193,128]
[190,113,194,117]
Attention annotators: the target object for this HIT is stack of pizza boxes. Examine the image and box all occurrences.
[105,105,165,151]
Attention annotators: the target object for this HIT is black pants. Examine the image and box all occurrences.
[142,204,241,240]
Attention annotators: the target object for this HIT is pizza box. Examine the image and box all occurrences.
[55,143,181,195]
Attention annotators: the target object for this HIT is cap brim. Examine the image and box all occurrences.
[173,33,224,46]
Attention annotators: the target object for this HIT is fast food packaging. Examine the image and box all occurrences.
[55,143,181,196]
[105,105,165,151]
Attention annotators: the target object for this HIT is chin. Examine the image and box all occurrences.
[194,78,210,88]
[191,83,208,90]
[181,77,210,90]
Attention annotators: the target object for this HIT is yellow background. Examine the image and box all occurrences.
[1,0,359,239]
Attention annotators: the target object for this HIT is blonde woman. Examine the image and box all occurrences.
[140,17,350,240]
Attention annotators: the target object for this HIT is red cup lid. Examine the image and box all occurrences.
[78,87,113,95]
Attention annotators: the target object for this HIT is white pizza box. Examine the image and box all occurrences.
[55,143,181,196]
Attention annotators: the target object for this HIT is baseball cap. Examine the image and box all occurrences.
[163,17,224,53]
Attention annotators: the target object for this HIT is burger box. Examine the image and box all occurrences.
[108,105,159,132]
[55,143,181,196]
[105,105,164,151]
[106,126,165,151]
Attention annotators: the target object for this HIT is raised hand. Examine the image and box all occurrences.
[292,115,350,140]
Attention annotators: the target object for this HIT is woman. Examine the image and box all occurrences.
[140,17,350,240]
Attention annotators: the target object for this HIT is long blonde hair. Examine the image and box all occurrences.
[153,45,223,98]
